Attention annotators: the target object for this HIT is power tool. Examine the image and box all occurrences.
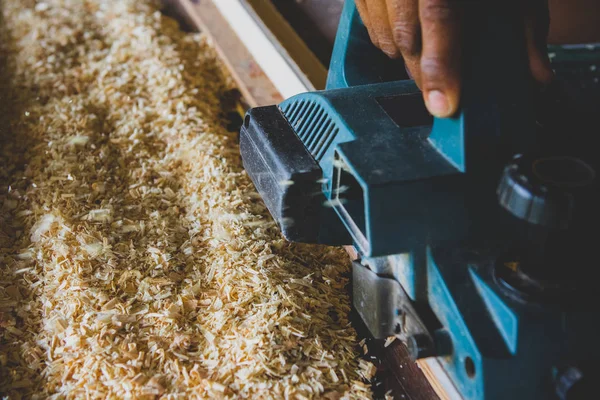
[239,1,600,398]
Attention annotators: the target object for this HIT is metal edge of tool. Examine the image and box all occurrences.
[346,245,460,400]
[211,0,323,97]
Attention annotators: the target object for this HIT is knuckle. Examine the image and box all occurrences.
[420,0,458,23]
[365,28,379,48]
[379,38,401,58]
[383,48,401,59]
[420,55,446,80]
[392,22,419,56]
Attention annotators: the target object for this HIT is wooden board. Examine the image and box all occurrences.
[243,0,328,90]
[417,359,461,400]
[163,0,284,107]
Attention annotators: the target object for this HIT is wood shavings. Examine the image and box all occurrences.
[0,0,374,398]
[358,360,377,382]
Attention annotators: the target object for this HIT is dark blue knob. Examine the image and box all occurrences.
[497,154,595,229]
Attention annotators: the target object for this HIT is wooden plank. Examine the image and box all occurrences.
[417,359,461,400]
[385,341,448,400]
[170,0,329,101]
[269,0,341,67]
[273,0,344,45]
[166,0,283,107]
[210,0,317,97]
[245,0,328,90]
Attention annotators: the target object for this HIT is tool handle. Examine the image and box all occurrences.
[429,3,539,171]
[328,0,539,171]
[326,0,408,89]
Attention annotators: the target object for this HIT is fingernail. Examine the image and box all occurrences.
[426,90,450,117]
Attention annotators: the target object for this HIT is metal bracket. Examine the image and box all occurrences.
[352,260,429,340]
[352,260,454,362]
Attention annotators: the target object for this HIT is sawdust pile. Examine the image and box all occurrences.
[0,0,375,398]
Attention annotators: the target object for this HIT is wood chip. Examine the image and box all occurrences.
[0,0,374,398]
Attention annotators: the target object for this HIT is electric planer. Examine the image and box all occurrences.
[239,0,600,399]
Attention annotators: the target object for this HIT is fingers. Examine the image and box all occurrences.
[356,0,400,58]
[356,0,421,81]
[355,0,379,48]
[523,1,554,84]
[387,0,422,85]
[358,0,461,117]
[419,0,462,117]
[359,0,554,120]
[366,0,401,58]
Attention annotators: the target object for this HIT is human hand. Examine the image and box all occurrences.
[355,0,555,117]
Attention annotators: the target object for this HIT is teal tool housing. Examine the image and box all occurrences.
[239,1,600,399]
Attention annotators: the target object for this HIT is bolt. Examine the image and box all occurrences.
[406,334,435,360]
[406,330,453,361]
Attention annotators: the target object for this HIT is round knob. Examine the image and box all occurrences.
[497,154,595,229]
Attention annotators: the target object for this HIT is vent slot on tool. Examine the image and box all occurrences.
[281,99,340,161]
